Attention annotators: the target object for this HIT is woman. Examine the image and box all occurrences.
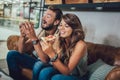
[32,13,88,80]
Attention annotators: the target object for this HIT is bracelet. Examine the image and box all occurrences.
[32,39,39,45]
[50,54,58,62]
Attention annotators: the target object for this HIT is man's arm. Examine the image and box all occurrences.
[18,35,25,53]
[18,22,34,54]
[18,22,49,62]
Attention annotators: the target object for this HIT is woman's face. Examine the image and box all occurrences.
[58,19,73,38]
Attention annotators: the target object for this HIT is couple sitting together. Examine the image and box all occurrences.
[6,6,88,80]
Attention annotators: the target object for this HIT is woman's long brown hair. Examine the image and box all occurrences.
[59,13,85,64]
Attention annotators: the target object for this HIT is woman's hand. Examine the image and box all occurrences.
[52,35,61,54]
[40,35,56,58]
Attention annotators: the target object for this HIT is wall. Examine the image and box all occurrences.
[64,11,120,47]
[1,11,120,47]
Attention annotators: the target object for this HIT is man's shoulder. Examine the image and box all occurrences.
[37,30,45,39]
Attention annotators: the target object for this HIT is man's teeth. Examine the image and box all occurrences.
[61,31,65,34]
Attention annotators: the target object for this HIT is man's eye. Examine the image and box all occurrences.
[46,15,51,18]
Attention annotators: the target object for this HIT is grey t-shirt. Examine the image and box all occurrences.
[71,52,88,77]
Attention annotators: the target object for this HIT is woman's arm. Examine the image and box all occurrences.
[33,40,50,63]
[48,40,87,75]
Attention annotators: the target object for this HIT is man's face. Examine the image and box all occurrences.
[41,9,56,30]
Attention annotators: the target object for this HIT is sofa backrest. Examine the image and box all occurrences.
[86,42,120,66]
[7,35,19,50]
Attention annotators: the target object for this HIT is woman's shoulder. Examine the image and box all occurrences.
[76,40,87,48]
[74,40,87,53]
[76,40,88,58]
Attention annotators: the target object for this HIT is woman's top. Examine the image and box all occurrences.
[71,52,88,77]
[60,51,88,77]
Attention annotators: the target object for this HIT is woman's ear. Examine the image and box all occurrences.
[54,20,60,26]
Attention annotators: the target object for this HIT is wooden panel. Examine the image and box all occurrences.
[93,0,104,3]
[45,0,62,5]
[65,0,88,4]
[93,0,120,3]
[104,0,120,2]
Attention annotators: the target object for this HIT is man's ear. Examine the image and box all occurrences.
[54,20,60,26]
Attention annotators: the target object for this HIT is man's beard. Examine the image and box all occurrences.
[42,24,54,31]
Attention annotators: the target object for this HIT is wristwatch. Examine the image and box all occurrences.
[50,54,58,62]
[32,39,39,45]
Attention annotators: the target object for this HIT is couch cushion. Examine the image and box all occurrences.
[88,59,115,80]
[114,49,120,66]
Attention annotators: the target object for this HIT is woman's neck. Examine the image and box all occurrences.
[65,37,71,47]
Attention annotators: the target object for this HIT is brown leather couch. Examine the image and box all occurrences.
[7,35,120,80]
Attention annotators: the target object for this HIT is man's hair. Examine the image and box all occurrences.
[48,6,63,20]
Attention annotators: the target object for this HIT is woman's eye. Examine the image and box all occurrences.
[60,24,62,26]
[65,25,69,28]
[46,15,51,18]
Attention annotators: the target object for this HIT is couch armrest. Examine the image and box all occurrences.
[7,35,19,50]
[7,35,34,55]
[105,67,120,80]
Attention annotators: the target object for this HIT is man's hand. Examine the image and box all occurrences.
[20,21,38,41]
[19,22,26,37]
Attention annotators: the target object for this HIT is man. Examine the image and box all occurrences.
[6,6,63,80]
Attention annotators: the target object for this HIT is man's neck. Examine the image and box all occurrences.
[45,27,57,36]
